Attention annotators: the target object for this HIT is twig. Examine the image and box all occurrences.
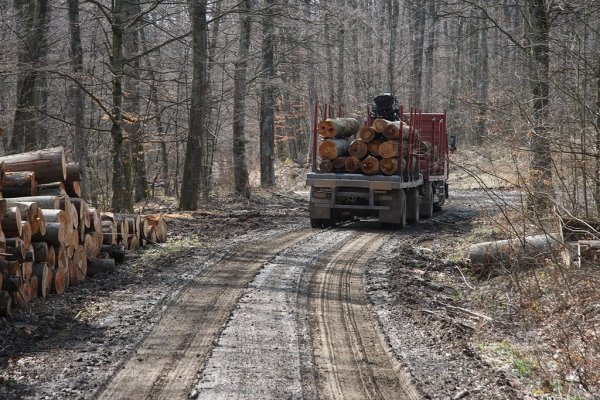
[421,308,475,330]
[433,300,493,321]
[455,265,476,290]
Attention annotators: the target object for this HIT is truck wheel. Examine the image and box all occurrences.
[398,189,406,229]
[406,188,420,224]
[310,219,322,228]
[379,190,405,230]
[420,183,434,219]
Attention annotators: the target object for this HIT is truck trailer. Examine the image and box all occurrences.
[306,93,449,229]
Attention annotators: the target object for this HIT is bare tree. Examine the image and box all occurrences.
[524,0,554,211]
[232,0,253,198]
[123,0,148,203]
[108,0,133,212]
[67,0,87,197]
[180,0,210,210]
[409,0,426,109]
[259,0,276,186]
[10,0,49,153]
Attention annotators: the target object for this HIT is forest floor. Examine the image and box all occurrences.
[0,152,597,399]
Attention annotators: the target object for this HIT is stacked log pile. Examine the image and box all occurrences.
[317,117,430,176]
[0,147,168,316]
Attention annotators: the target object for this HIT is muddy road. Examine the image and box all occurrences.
[0,190,518,399]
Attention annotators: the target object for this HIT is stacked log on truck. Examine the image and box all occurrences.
[0,147,168,316]
[316,117,437,176]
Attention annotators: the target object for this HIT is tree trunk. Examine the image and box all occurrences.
[259,0,276,186]
[422,0,438,111]
[361,156,380,175]
[68,0,87,198]
[318,139,350,160]
[34,2,50,149]
[596,49,600,215]
[379,140,408,158]
[380,157,403,175]
[318,118,360,138]
[469,233,565,271]
[344,157,362,173]
[123,0,148,203]
[349,139,368,159]
[10,0,49,153]
[525,0,554,212]
[110,0,133,212]
[387,0,399,92]
[32,262,49,298]
[409,0,426,109]
[383,121,409,140]
[232,0,253,198]
[368,139,383,157]
[0,147,66,183]
[474,9,489,145]
[2,172,37,198]
[179,0,210,210]
[448,18,463,136]
[359,127,377,142]
[87,257,116,276]
[319,159,333,173]
[305,0,317,163]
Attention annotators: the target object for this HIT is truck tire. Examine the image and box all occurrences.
[398,189,406,229]
[380,189,405,230]
[310,219,322,228]
[420,182,434,219]
[406,187,420,224]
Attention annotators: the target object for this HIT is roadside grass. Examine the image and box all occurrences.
[477,339,536,378]
[139,236,203,262]
[75,301,113,322]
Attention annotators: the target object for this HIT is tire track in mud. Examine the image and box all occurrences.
[193,229,353,399]
[97,228,315,400]
[193,228,419,399]
[307,232,420,400]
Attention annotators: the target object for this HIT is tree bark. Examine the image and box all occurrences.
[110,0,133,212]
[68,0,87,198]
[10,0,49,153]
[0,146,66,183]
[179,0,210,210]
[318,139,350,160]
[318,118,360,138]
[525,0,554,212]
[474,9,489,145]
[409,0,426,109]
[387,0,399,92]
[2,171,37,198]
[123,0,148,203]
[232,0,253,198]
[260,0,276,186]
[422,0,438,111]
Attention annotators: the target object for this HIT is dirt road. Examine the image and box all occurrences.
[0,190,518,399]
[97,226,418,399]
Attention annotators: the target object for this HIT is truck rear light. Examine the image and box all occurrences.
[378,195,393,201]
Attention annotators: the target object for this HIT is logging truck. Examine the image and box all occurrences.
[306,94,449,228]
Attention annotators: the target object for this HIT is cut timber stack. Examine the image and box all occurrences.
[0,147,168,316]
[317,117,427,176]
